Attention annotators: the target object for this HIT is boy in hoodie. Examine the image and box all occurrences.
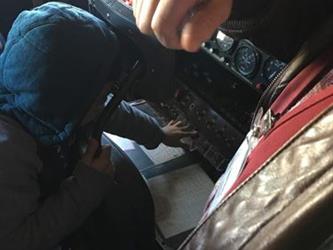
[0,2,194,250]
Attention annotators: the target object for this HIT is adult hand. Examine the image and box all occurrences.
[162,120,197,147]
[133,0,233,52]
[81,139,114,177]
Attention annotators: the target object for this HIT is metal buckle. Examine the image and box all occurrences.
[260,109,275,136]
[252,107,276,138]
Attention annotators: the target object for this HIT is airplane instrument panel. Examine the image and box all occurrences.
[89,0,286,174]
[88,0,288,247]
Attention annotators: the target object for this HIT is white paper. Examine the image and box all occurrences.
[141,143,186,165]
[148,164,214,238]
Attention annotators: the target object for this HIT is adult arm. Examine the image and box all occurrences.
[133,0,233,51]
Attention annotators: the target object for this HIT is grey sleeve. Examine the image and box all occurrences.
[104,101,165,149]
[0,142,113,250]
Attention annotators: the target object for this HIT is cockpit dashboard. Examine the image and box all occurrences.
[89,1,287,247]
[89,0,286,176]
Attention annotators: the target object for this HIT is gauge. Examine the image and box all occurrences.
[234,46,258,77]
[215,31,234,52]
[263,58,286,82]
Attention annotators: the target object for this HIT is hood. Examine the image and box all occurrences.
[0,2,118,145]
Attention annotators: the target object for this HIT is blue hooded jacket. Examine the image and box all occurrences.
[0,2,118,145]
[0,3,163,249]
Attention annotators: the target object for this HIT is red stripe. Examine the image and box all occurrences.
[271,48,333,115]
[227,85,333,195]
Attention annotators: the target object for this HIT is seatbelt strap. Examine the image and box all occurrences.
[203,47,333,217]
[228,48,333,195]
[229,84,333,194]
[271,48,333,116]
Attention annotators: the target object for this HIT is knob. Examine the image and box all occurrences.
[189,103,196,111]
[206,119,216,129]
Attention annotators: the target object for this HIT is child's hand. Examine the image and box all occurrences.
[162,120,197,148]
[81,139,114,177]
